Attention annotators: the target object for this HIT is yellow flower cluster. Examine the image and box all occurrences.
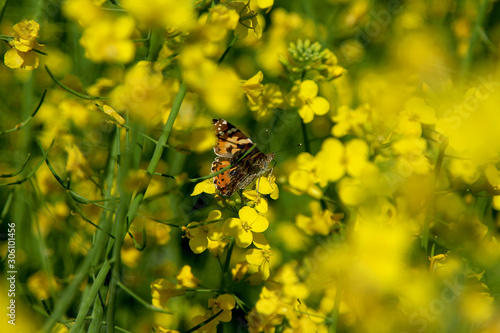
[4,20,45,69]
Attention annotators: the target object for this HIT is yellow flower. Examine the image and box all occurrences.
[222,206,269,248]
[10,19,44,52]
[226,1,263,39]
[151,278,186,308]
[65,142,92,180]
[244,71,265,105]
[331,104,369,138]
[208,294,236,322]
[176,265,200,288]
[111,61,180,126]
[27,271,60,299]
[179,44,243,116]
[242,190,269,213]
[191,179,217,196]
[257,175,279,199]
[102,105,125,126]
[209,5,239,31]
[295,201,342,235]
[249,83,284,119]
[190,294,236,332]
[255,0,274,10]
[288,169,323,199]
[288,80,330,123]
[4,20,45,70]
[232,261,249,282]
[63,0,105,28]
[315,138,369,186]
[121,0,195,31]
[246,233,272,280]
[183,210,223,254]
[79,16,135,63]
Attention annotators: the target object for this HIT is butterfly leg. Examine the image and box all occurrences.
[257,177,261,199]
[267,167,274,190]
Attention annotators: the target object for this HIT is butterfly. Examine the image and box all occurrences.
[211,119,274,197]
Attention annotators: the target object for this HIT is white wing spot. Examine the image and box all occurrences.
[221,120,227,124]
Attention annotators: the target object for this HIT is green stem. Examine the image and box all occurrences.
[106,82,187,331]
[421,137,448,252]
[300,119,311,153]
[329,275,344,333]
[184,310,223,333]
[0,89,46,135]
[45,65,107,100]
[146,28,164,62]
[70,261,112,332]
[460,0,489,81]
[218,34,239,64]
[116,281,173,314]
[0,0,9,25]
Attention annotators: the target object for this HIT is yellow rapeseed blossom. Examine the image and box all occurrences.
[331,104,369,138]
[249,83,284,119]
[80,16,136,63]
[288,80,330,123]
[102,105,125,126]
[222,206,269,248]
[183,210,223,254]
[4,20,45,70]
[27,270,60,299]
[246,233,272,280]
[65,142,92,179]
[151,279,187,309]
[244,71,265,105]
[208,294,236,322]
[111,61,180,125]
[295,201,342,235]
[63,0,105,27]
[122,0,195,31]
[180,44,243,116]
[191,179,217,196]
[176,265,201,288]
[226,1,263,39]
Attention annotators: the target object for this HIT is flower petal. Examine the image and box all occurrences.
[299,80,318,99]
[251,215,269,233]
[311,96,330,116]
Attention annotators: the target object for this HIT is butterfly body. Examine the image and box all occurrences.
[211,119,274,196]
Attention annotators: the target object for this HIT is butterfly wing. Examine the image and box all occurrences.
[211,119,273,197]
[212,119,254,158]
[211,156,233,196]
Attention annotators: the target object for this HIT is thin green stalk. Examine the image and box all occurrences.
[70,260,112,333]
[106,127,138,333]
[0,89,46,135]
[0,0,9,24]
[329,275,344,333]
[218,34,239,64]
[116,281,173,314]
[460,0,489,81]
[421,137,448,252]
[42,132,116,333]
[184,310,223,333]
[0,154,30,178]
[146,28,164,62]
[106,82,187,331]
[300,119,311,153]
[125,82,188,225]
[45,65,107,100]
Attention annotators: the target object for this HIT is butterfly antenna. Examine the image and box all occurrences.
[266,129,271,154]
[274,143,302,154]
